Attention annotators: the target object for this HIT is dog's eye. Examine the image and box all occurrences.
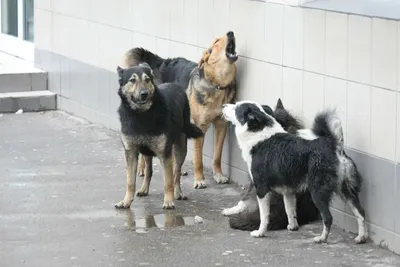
[129,78,136,83]
[145,78,151,83]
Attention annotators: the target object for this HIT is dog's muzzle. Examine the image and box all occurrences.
[226,32,238,62]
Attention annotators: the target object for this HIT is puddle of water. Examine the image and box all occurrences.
[66,209,202,230]
[125,212,199,229]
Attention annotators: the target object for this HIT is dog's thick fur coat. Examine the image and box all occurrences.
[123,32,238,190]
[222,101,368,244]
[222,99,320,231]
[115,64,202,209]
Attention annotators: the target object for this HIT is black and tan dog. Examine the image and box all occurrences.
[114,63,203,209]
[123,31,238,190]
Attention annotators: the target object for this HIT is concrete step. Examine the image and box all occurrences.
[0,51,48,93]
[0,72,47,93]
[0,91,56,113]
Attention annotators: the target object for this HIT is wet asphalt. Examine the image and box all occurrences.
[1,111,399,267]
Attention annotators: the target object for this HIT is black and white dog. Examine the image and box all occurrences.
[222,101,368,244]
[222,99,320,231]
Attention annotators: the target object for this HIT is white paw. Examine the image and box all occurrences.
[213,173,229,184]
[287,223,299,231]
[354,235,368,244]
[221,206,241,216]
[162,200,175,209]
[136,188,149,197]
[221,208,232,216]
[250,230,266,238]
[313,236,328,243]
[174,188,188,200]
[114,199,132,209]
[193,179,206,189]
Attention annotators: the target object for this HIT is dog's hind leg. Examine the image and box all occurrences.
[160,155,175,209]
[283,192,299,231]
[310,189,333,243]
[346,194,368,244]
[212,118,229,184]
[172,135,188,200]
[136,156,153,197]
[192,120,210,189]
[115,146,138,209]
[138,154,145,177]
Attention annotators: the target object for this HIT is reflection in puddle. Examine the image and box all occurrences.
[65,208,201,232]
[124,210,197,231]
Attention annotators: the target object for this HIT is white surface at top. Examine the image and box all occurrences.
[0,52,46,74]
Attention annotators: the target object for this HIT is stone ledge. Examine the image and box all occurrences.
[0,91,56,113]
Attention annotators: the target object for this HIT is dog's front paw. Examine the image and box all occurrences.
[313,236,328,243]
[114,199,132,209]
[213,173,229,184]
[136,188,149,197]
[221,207,240,216]
[175,194,188,200]
[250,230,266,238]
[287,223,299,231]
[354,234,368,244]
[174,187,188,200]
[163,200,175,209]
[194,179,206,189]
[221,208,232,216]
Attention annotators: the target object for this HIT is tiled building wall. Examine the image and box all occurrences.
[34,0,400,254]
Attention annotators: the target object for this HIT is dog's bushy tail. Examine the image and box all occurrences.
[312,109,344,151]
[123,47,164,69]
[182,100,203,139]
[184,124,203,139]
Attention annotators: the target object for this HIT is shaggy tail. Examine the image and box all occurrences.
[228,192,320,231]
[123,47,164,69]
[184,124,203,139]
[312,109,344,151]
[182,99,203,139]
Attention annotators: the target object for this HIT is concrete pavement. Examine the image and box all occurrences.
[1,111,399,267]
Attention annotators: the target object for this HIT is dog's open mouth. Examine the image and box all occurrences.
[226,33,238,62]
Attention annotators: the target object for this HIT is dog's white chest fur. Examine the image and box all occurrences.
[236,124,285,182]
[241,149,254,182]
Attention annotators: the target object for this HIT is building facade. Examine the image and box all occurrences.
[1,0,400,254]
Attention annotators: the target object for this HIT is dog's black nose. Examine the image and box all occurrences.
[139,90,149,100]
[227,31,234,37]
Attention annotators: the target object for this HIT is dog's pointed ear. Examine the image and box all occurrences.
[276,98,284,109]
[139,62,155,79]
[117,66,125,86]
[139,62,151,69]
[198,49,211,69]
